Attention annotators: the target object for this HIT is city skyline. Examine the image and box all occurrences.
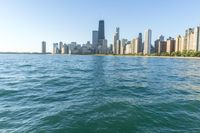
[48,20,200,56]
[1,0,200,52]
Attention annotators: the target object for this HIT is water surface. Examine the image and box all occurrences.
[0,54,200,133]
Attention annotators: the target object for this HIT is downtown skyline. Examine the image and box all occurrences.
[46,20,200,56]
[1,0,200,52]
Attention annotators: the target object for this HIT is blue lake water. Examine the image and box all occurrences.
[0,54,200,133]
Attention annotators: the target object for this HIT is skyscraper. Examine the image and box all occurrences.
[159,35,165,41]
[98,20,105,45]
[61,44,69,54]
[102,39,108,54]
[166,37,175,54]
[53,43,59,54]
[194,26,200,52]
[175,35,182,52]
[113,27,120,54]
[183,27,200,52]
[158,41,167,54]
[59,42,63,54]
[198,26,200,51]
[154,35,166,54]
[92,30,98,52]
[137,33,143,53]
[121,39,127,55]
[42,41,46,54]
[144,29,152,55]
[116,40,121,55]
[134,38,140,54]
[181,36,187,51]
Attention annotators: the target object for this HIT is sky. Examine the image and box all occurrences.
[0,0,200,52]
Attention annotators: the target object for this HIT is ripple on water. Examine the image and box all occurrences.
[0,55,200,133]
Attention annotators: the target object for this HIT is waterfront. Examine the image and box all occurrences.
[0,54,200,133]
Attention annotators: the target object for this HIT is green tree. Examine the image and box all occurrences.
[181,50,187,57]
[186,50,195,57]
[161,52,170,56]
[194,51,200,57]
[175,51,182,56]
[170,52,176,56]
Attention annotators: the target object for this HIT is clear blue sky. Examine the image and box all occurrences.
[0,0,200,52]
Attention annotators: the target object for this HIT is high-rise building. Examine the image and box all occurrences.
[134,38,140,54]
[156,41,167,54]
[98,20,105,46]
[159,35,165,41]
[183,27,200,52]
[181,36,187,51]
[113,27,120,54]
[194,26,200,52]
[42,41,46,54]
[144,29,152,55]
[61,44,69,54]
[116,40,121,55]
[198,26,200,52]
[125,41,132,54]
[102,39,108,54]
[110,44,113,54]
[133,33,143,54]
[138,33,143,53]
[185,28,194,51]
[198,26,200,51]
[154,35,167,54]
[166,37,175,54]
[59,42,63,54]
[97,39,108,54]
[121,39,127,55]
[154,40,159,53]
[92,30,98,51]
[53,43,59,54]
[175,35,182,52]
[116,27,120,40]
[155,35,164,53]
[131,38,136,54]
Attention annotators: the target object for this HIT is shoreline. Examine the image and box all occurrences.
[93,54,200,59]
[0,53,200,59]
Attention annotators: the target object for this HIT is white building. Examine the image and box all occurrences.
[113,27,120,54]
[53,43,59,54]
[61,44,69,54]
[121,39,127,55]
[125,42,132,54]
[194,26,200,51]
[183,27,200,52]
[175,35,182,52]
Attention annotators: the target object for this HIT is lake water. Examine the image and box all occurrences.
[0,54,200,133]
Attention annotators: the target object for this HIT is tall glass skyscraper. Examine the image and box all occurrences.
[92,31,98,46]
[98,20,105,44]
[144,29,152,55]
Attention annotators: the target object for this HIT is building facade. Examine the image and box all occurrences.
[53,43,59,54]
[42,41,46,54]
[113,27,120,54]
[144,29,152,55]
[92,30,98,52]
[98,20,105,46]
[175,35,182,52]
[166,37,175,54]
